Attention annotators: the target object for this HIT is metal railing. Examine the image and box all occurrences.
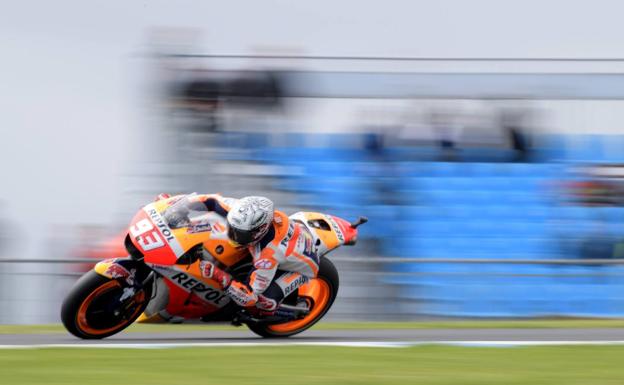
[1,257,623,323]
[2,257,624,265]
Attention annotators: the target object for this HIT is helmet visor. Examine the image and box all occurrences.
[227,225,257,246]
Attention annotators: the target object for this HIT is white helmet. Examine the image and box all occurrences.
[226,196,274,246]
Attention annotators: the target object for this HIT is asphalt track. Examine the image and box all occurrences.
[2,328,624,347]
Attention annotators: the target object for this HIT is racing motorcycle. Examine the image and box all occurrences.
[61,193,367,339]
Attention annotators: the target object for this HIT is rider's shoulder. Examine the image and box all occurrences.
[271,211,290,240]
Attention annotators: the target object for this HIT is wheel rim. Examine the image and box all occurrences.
[267,278,331,334]
[76,280,145,336]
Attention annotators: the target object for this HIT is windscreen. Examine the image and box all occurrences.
[162,194,212,229]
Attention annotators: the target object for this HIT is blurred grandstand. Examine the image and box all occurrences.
[8,52,624,323]
[139,54,624,320]
[179,128,624,318]
[53,56,624,319]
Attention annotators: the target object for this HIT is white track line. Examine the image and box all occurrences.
[3,341,624,349]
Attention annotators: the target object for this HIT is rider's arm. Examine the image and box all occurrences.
[249,248,279,294]
[201,195,235,217]
[247,224,280,294]
[224,244,278,307]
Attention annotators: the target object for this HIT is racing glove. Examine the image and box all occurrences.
[200,261,232,289]
[200,261,260,308]
[226,281,258,307]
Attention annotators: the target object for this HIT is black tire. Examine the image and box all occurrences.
[61,270,152,339]
[247,256,339,338]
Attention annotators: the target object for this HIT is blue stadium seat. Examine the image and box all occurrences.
[262,134,624,318]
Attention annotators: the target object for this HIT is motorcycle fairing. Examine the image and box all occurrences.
[94,258,131,280]
[126,203,185,265]
[138,260,232,321]
[94,257,150,286]
[128,196,247,267]
[290,212,359,256]
[123,201,362,323]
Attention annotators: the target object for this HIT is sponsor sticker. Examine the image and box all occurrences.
[325,215,345,243]
[254,258,276,270]
[153,266,229,306]
[212,222,226,234]
[281,223,295,246]
[187,223,212,234]
[140,204,185,257]
[282,275,309,297]
[105,263,130,279]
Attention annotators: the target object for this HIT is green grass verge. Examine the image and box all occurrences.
[1,345,623,385]
[2,319,624,334]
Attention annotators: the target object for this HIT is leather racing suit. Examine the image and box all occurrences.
[191,194,320,311]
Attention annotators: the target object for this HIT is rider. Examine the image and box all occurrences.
[189,194,319,312]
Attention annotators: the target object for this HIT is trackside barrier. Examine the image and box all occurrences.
[3,258,624,322]
[2,257,624,265]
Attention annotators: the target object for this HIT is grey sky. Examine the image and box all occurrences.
[1,0,624,257]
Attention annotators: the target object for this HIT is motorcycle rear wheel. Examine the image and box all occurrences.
[247,256,339,338]
[61,271,152,339]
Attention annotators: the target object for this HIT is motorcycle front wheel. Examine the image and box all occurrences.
[61,270,152,339]
[247,256,339,338]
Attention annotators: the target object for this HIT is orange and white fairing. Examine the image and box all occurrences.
[121,194,361,323]
[289,212,359,256]
[125,194,247,320]
[127,194,246,267]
